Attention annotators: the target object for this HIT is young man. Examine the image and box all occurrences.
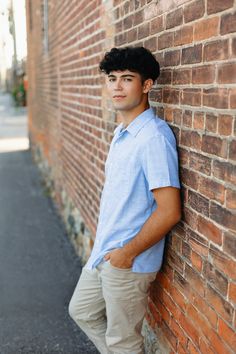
[69,47,181,354]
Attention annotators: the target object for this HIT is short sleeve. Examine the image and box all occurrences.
[141,134,180,191]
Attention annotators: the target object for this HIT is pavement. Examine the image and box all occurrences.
[0,92,99,354]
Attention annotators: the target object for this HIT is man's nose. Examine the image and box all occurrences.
[114,79,123,90]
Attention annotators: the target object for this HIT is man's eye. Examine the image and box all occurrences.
[124,78,132,81]
[109,78,115,82]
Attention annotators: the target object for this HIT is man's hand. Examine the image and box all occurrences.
[104,248,134,269]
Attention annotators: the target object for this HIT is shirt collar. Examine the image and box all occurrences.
[113,108,155,137]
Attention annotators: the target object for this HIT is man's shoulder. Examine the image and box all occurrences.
[138,115,176,144]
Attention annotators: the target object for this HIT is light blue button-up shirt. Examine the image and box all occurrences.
[85,108,180,273]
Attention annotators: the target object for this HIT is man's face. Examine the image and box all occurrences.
[105,70,148,112]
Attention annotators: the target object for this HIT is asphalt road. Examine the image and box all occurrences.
[0,92,99,354]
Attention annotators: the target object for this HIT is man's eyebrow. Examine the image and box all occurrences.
[107,74,136,78]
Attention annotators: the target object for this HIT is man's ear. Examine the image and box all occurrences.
[143,79,154,93]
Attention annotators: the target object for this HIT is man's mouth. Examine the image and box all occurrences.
[113,96,126,99]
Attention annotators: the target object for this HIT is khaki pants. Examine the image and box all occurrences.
[69,260,156,354]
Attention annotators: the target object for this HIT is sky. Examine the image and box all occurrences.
[0,0,27,69]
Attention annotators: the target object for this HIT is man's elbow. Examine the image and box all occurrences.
[169,208,182,227]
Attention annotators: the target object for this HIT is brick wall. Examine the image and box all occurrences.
[26,0,236,352]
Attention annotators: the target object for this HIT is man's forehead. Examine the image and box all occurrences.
[108,70,139,77]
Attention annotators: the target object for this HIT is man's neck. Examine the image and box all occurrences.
[119,103,150,128]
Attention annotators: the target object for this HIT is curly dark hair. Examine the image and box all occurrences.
[99,47,160,82]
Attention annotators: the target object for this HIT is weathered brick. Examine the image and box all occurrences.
[228,282,236,304]
[194,17,219,41]
[191,251,202,272]
[218,114,233,136]
[137,22,149,39]
[203,88,228,109]
[229,139,236,161]
[181,89,201,106]
[197,215,222,245]
[221,12,236,35]
[229,88,236,109]
[182,44,202,64]
[163,88,180,104]
[213,160,236,185]
[203,39,229,62]
[218,318,236,352]
[199,176,225,204]
[184,0,205,23]
[188,190,209,217]
[157,70,172,85]
[150,15,164,34]
[181,129,201,149]
[226,189,236,210]
[182,110,192,127]
[189,151,211,175]
[218,62,236,84]
[158,32,174,50]
[173,68,191,85]
[203,261,228,296]
[205,113,217,133]
[174,25,193,46]
[193,112,205,130]
[210,202,236,231]
[223,231,236,259]
[164,49,181,66]
[166,7,183,29]
[207,0,234,15]
[181,167,199,190]
[192,65,215,84]
[206,284,234,324]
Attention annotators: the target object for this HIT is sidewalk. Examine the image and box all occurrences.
[0,92,98,354]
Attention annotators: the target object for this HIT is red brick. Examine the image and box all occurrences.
[218,114,233,136]
[173,68,191,85]
[169,317,188,348]
[203,88,228,109]
[197,215,222,245]
[199,175,225,204]
[190,289,218,328]
[189,190,210,216]
[207,0,234,14]
[182,44,202,64]
[161,321,177,351]
[210,201,236,231]
[218,318,236,351]
[206,284,234,325]
[188,228,209,257]
[133,10,144,26]
[137,22,149,39]
[205,113,217,133]
[199,337,216,354]
[163,88,180,104]
[228,282,236,304]
[213,160,236,185]
[194,17,219,41]
[204,39,229,61]
[223,231,236,259]
[209,244,236,279]
[181,89,201,106]
[193,112,205,130]
[202,134,227,158]
[230,88,236,109]
[218,62,236,84]
[164,50,181,66]
[158,32,174,50]
[158,70,172,85]
[181,130,201,149]
[178,312,199,346]
[127,28,137,42]
[203,261,228,296]
[226,188,236,209]
[166,8,183,29]
[184,0,205,23]
[192,65,215,84]
[150,15,164,34]
[189,151,211,176]
[182,110,192,127]
[174,25,193,46]
[229,139,236,161]
[191,251,203,272]
[221,12,236,35]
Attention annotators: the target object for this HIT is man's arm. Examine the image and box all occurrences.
[104,186,181,268]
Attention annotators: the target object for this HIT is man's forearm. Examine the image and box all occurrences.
[122,207,181,261]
